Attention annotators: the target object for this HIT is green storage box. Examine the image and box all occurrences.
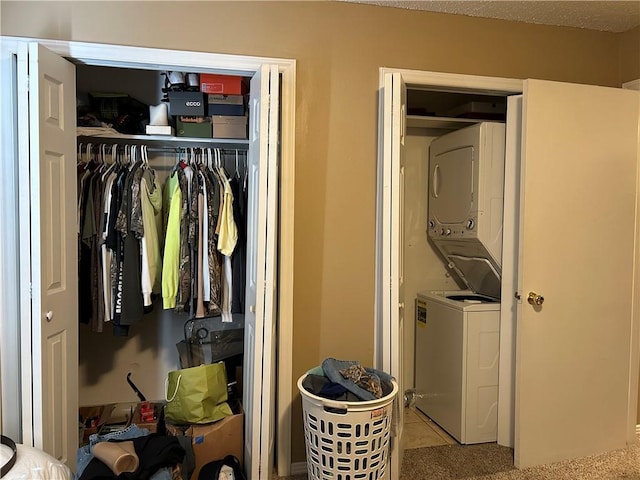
[176,116,212,138]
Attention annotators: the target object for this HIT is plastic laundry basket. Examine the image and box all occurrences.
[297,374,398,480]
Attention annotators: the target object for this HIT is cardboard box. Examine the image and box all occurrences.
[79,401,165,445]
[130,401,165,434]
[168,92,206,116]
[212,115,247,139]
[79,404,116,445]
[166,402,244,480]
[207,94,245,116]
[200,74,248,95]
[177,116,212,138]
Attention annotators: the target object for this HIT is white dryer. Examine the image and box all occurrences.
[414,291,500,444]
[428,122,506,299]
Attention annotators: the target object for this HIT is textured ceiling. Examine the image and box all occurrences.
[341,1,640,32]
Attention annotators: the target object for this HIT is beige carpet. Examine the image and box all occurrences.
[400,440,640,479]
[276,436,640,479]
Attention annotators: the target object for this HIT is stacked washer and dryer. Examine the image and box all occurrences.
[414,122,505,445]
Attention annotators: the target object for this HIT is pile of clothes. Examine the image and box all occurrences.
[76,425,189,480]
[302,358,394,402]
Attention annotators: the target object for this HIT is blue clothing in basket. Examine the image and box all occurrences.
[321,358,394,401]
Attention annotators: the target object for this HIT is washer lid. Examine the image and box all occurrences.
[447,254,501,300]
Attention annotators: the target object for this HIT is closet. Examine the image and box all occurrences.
[75,64,250,407]
[377,69,640,475]
[399,88,507,401]
[0,37,294,480]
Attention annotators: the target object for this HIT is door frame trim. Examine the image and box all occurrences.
[622,78,640,438]
[1,36,296,477]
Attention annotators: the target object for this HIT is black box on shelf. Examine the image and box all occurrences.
[207,94,246,116]
[168,92,206,116]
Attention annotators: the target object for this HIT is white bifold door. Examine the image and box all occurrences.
[24,42,79,468]
[244,63,280,480]
[378,71,640,473]
[20,42,281,479]
[377,71,406,480]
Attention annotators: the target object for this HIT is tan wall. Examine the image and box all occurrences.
[619,26,640,83]
[1,0,635,464]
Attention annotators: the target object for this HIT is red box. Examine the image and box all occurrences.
[200,74,248,95]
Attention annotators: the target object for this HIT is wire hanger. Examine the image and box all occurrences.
[111,144,118,166]
[243,150,248,191]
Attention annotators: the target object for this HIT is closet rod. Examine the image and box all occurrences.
[143,146,248,154]
[77,134,249,151]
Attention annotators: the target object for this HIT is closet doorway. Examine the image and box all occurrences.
[1,37,296,480]
[376,68,640,475]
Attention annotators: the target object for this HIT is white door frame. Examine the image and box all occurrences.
[376,67,640,465]
[0,38,23,441]
[375,67,523,456]
[1,36,296,477]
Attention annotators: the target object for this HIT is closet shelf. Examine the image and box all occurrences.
[77,133,249,150]
[406,115,503,130]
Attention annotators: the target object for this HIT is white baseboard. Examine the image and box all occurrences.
[290,462,308,475]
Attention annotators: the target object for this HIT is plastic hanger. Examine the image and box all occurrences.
[85,143,93,165]
[243,151,248,191]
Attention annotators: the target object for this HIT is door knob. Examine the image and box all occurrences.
[45,311,54,322]
[527,292,544,306]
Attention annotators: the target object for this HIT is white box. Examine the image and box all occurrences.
[146,125,174,136]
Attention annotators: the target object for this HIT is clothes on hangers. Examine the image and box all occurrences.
[77,145,162,335]
[160,148,247,319]
[161,170,182,309]
[77,144,249,333]
[229,175,247,314]
[140,172,163,308]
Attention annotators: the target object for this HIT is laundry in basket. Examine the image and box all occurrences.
[298,360,398,480]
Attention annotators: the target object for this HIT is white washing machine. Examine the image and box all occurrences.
[414,290,500,444]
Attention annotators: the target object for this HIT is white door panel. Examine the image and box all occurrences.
[380,71,406,479]
[515,80,639,467]
[260,63,280,480]
[28,42,78,468]
[244,63,279,480]
[497,94,523,448]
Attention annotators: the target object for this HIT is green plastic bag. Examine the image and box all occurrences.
[165,362,233,424]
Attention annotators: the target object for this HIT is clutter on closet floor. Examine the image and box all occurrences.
[78,369,245,480]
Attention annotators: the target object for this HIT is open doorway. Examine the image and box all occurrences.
[376,67,640,473]
[400,88,510,450]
